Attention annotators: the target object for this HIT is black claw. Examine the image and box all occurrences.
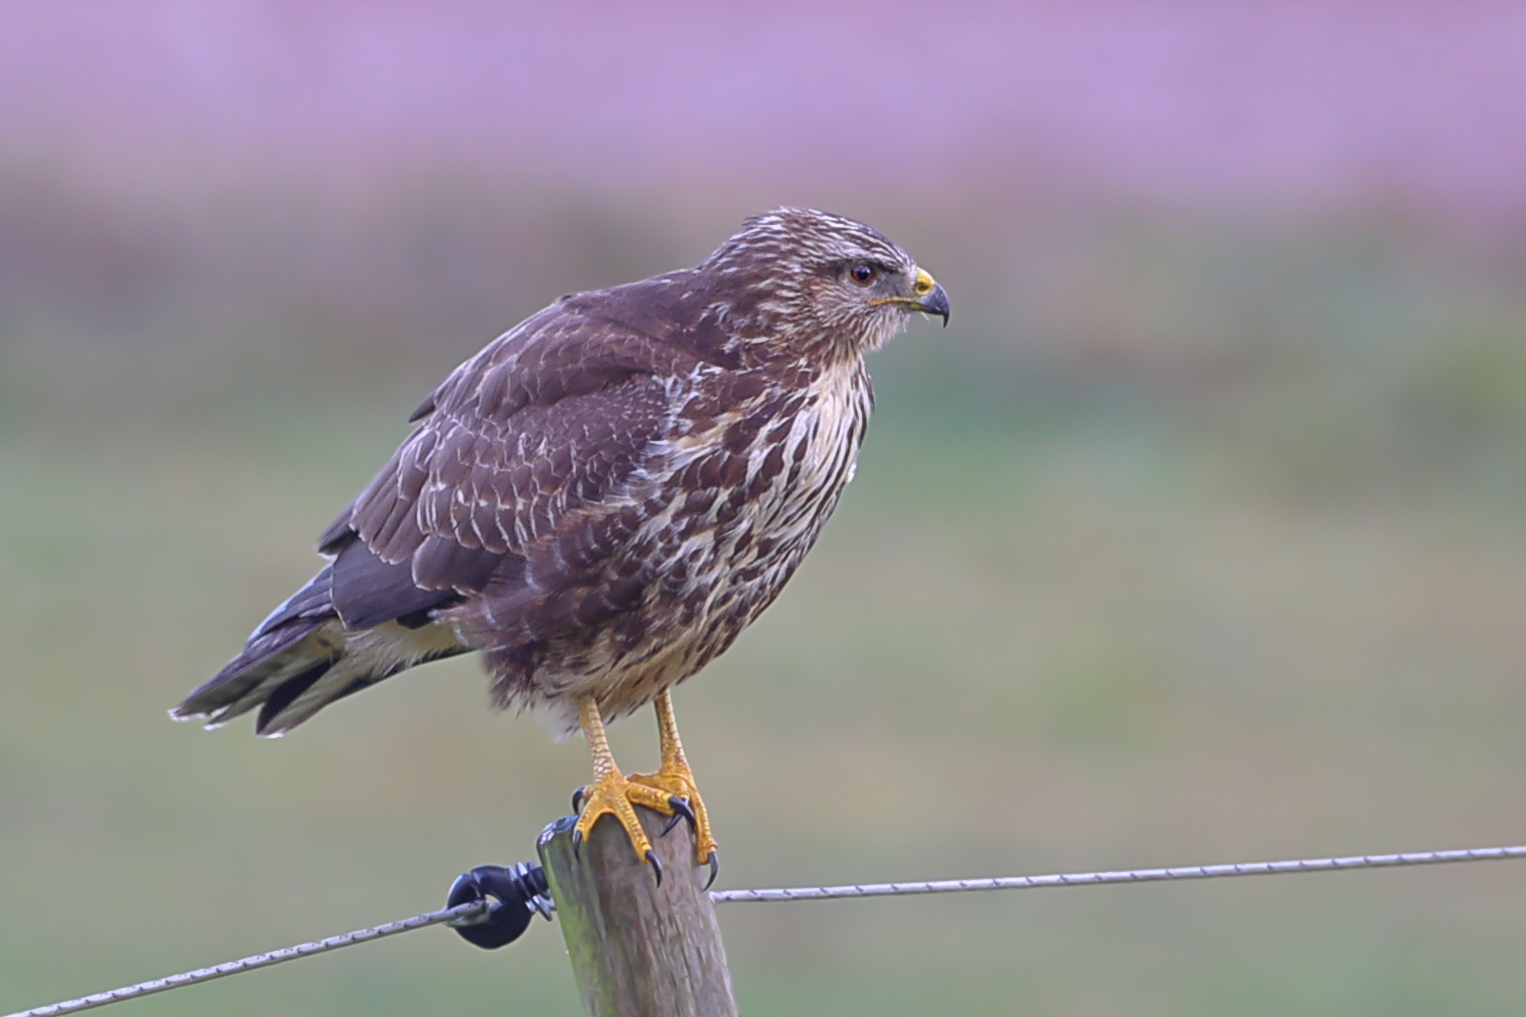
[662,796,695,836]
[571,786,586,813]
[703,850,719,891]
[646,849,664,887]
[571,827,584,859]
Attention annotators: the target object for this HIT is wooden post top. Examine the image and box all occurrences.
[538,809,738,1017]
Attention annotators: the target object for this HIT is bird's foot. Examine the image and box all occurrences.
[570,770,678,885]
[629,762,719,887]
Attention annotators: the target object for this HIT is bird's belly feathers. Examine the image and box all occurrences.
[515,359,873,732]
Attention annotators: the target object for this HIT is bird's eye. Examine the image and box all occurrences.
[848,263,877,286]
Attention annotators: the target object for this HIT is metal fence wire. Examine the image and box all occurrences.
[7,842,1525,1017]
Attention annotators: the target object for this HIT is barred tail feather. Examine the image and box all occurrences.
[172,565,470,736]
[171,565,342,733]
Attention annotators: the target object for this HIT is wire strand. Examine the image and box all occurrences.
[3,900,489,1017]
[708,843,1526,903]
[7,842,1525,1017]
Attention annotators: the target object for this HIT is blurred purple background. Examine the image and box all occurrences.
[6,0,1526,211]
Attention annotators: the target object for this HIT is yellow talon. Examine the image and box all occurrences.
[572,691,719,887]
[630,690,719,882]
[570,768,676,882]
[572,694,679,884]
[629,763,717,868]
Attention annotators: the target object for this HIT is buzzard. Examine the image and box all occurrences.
[173,208,949,883]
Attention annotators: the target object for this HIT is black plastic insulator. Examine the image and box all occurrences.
[445,861,552,950]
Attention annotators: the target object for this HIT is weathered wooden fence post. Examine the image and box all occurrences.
[538,809,738,1017]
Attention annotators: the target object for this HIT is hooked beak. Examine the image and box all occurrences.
[868,267,951,325]
[911,268,950,326]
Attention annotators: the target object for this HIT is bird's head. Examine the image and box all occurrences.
[703,208,950,354]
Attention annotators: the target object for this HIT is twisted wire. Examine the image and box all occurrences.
[709,843,1526,903]
[3,900,489,1017]
[7,842,1525,1017]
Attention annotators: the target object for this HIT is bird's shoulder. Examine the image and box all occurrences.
[318,269,803,597]
[405,269,756,426]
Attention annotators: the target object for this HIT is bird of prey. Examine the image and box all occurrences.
[173,208,949,883]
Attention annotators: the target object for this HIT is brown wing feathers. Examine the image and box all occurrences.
[174,281,699,732]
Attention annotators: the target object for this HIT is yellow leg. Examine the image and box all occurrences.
[571,694,676,883]
[629,689,719,884]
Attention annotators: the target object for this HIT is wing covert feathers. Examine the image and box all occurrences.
[331,285,696,630]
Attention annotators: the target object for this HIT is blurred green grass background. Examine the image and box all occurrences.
[3,180,1526,1016]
